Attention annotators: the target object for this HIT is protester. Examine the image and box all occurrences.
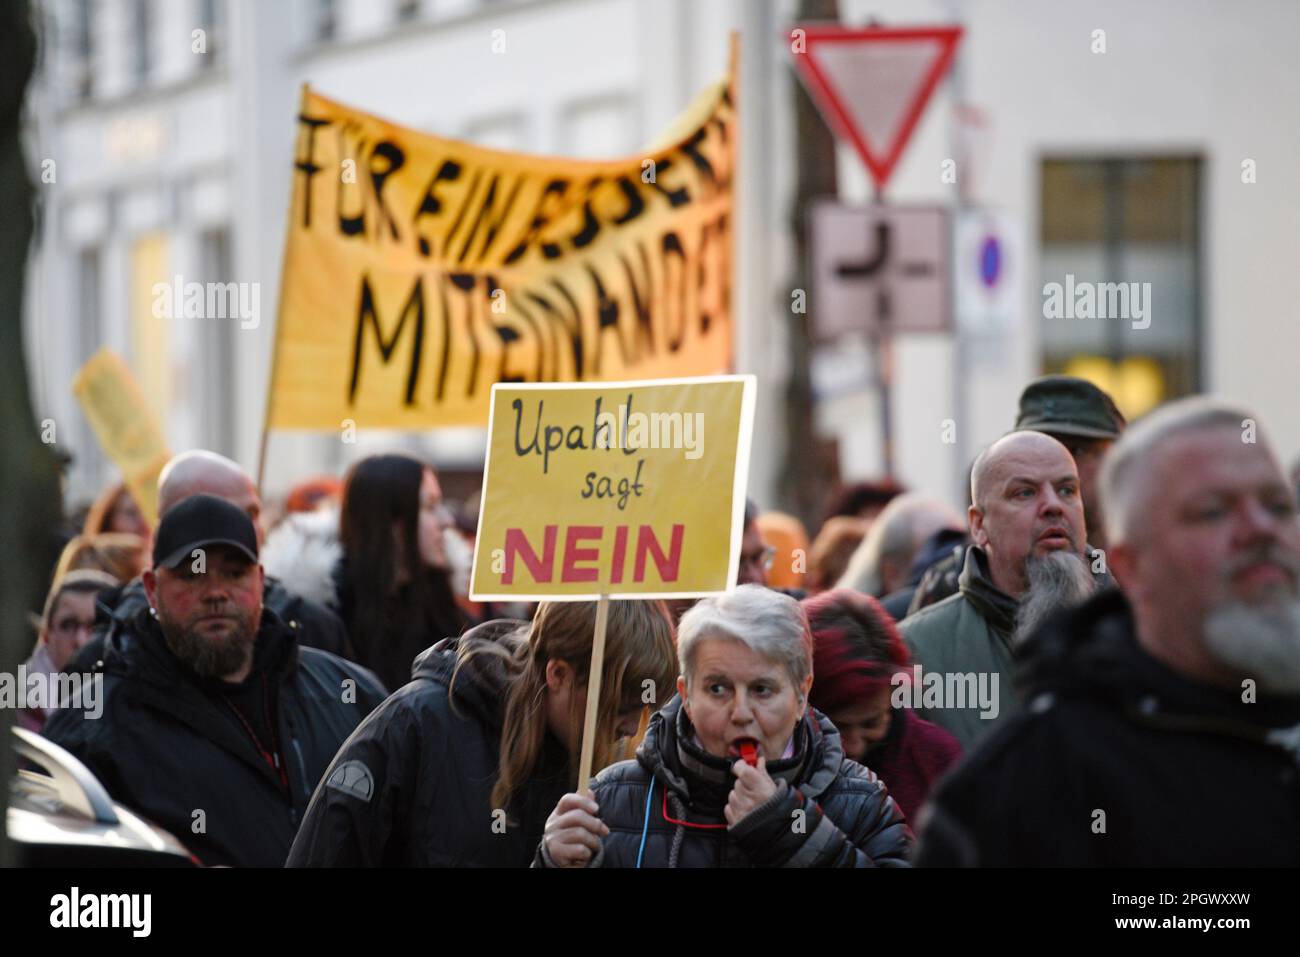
[807,515,869,592]
[82,481,151,539]
[881,527,969,622]
[918,398,1300,865]
[906,377,1124,615]
[821,480,906,528]
[44,496,386,866]
[326,454,469,691]
[51,532,147,584]
[537,585,912,868]
[286,598,677,866]
[284,475,343,516]
[839,494,964,601]
[737,499,774,587]
[755,510,809,591]
[65,450,355,673]
[899,431,1097,749]
[19,569,118,732]
[804,589,961,821]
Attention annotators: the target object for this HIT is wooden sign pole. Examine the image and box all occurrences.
[576,594,611,789]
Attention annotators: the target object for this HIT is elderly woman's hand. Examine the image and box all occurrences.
[542,789,609,867]
[725,756,778,826]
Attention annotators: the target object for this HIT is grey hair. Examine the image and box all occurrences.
[1099,396,1259,544]
[836,494,963,596]
[677,584,813,689]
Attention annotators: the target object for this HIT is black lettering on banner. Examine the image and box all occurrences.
[435,274,453,400]
[619,243,655,362]
[612,176,646,225]
[645,157,691,208]
[570,176,603,250]
[587,264,625,376]
[337,124,368,237]
[368,141,406,242]
[447,273,480,397]
[660,231,688,352]
[503,178,570,266]
[413,159,463,257]
[443,169,484,255]
[546,279,586,380]
[507,290,547,382]
[294,113,331,229]
[350,274,425,405]
[678,128,717,192]
[457,173,526,267]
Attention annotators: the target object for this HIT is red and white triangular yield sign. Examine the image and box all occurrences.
[791,24,963,193]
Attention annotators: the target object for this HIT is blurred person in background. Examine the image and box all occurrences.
[821,480,906,532]
[803,589,961,821]
[755,510,809,593]
[807,516,869,593]
[51,532,148,585]
[288,598,677,867]
[737,499,774,588]
[18,569,118,732]
[82,481,151,540]
[838,494,965,606]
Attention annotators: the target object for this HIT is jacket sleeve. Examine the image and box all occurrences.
[729,778,913,867]
[285,695,418,867]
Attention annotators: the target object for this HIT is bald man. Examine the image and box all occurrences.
[66,451,357,675]
[898,431,1099,749]
[919,398,1300,865]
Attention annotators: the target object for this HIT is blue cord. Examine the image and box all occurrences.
[635,778,654,869]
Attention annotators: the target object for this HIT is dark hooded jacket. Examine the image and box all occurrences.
[66,575,356,676]
[42,606,386,867]
[286,620,573,867]
[536,694,912,868]
[916,588,1300,866]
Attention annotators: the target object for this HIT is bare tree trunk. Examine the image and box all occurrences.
[781,0,841,531]
[0,0,62,868]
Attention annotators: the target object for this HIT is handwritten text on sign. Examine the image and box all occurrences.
[470,377,755,601]
[267,75,736,430]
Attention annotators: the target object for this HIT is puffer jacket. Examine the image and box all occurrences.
[286,620,573,867]
[539,695,912,867]
[916,588,1300,866]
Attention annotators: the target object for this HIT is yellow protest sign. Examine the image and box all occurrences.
[470,376,755,601]
[71,349,171,525]
[267,60,736,431]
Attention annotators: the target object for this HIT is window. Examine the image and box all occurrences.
[71,0,94,99]
[1039,157,1201,419]
[315,0,338,42]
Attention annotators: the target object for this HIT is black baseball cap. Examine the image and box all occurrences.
[1015,375,1127,440]
[152,494,259,570]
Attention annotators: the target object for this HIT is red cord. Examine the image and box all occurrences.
[661,791,727,830]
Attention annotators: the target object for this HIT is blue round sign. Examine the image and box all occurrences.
[979,235,1001,288]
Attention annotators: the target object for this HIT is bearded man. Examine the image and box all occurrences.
[899,431,1099,750]
[44,495,385,867]
[917,398,1300,865]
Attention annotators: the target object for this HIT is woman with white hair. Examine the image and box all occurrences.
[536,584,912,867]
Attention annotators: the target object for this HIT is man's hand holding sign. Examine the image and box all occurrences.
[470,375,755,867]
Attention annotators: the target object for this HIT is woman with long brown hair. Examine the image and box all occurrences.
[286,598,677,867]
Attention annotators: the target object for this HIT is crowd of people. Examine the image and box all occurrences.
[23,374,1300,867]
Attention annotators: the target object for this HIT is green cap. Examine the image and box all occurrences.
[1014,375,1126,440]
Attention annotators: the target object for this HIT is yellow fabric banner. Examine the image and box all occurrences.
[470,376,755,601]
[268,67,736,430]
[71,349,171,525]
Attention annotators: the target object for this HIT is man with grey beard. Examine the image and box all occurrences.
[918,397,1300,866]
[900,431,1097,750]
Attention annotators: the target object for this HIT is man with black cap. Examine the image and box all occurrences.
[44,495,386,867]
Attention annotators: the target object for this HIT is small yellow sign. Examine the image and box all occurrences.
[470,376,755,601]
[72,349,171,526]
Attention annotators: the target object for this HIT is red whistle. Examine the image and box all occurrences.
[738,740,758,767]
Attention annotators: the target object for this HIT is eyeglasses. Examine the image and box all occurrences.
[52,618,95,639]
[741,545,777,572]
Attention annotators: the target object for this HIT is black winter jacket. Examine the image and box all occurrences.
[66,575,356,675]
[286,620,573,867]
[43,607,386,867]
[540,695,912,867]
[916,588,1300,866]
